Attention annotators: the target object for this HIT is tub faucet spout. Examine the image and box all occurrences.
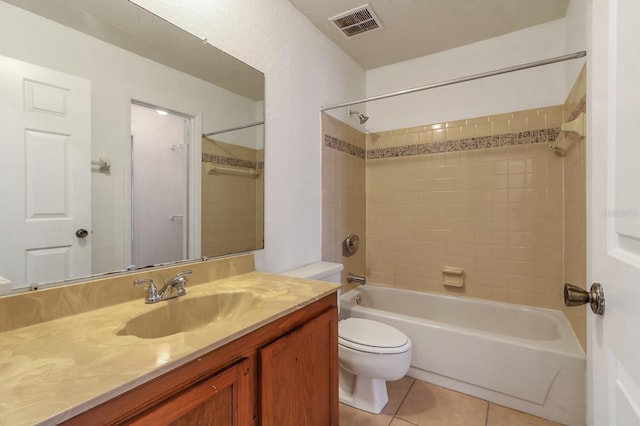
[347,273,366,285]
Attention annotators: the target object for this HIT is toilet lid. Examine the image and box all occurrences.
[339,318,410,354]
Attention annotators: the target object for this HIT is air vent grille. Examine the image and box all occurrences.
[329,4,382,38]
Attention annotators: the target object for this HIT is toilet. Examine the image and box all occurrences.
[281,262,412,414]
[338,317,412,413]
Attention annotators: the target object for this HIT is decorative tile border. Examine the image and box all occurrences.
[324,96,587,161]
[202,153,263,170]
[324,135,366,159]
[324,128,559,160]
[367,128,560,160]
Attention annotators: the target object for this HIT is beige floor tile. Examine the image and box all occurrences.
[486,403,564,426]
[390,418,418,426]
[395,381,488,426]
[339,403,393,426]
[339,376,414,425]
[382,376,416,416]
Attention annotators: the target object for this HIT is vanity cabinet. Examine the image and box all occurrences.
[260,308,338,425]
[129,358,252,425]
[62,293,338,426]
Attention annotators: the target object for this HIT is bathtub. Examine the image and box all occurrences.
[340,285,585,426]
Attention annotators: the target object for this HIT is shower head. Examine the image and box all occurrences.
[349,109,369,124]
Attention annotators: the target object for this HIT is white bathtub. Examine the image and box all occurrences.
[340,285,585,426]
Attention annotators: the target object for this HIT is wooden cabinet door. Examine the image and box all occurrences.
[129,358,252,426]
[260,307,338,426]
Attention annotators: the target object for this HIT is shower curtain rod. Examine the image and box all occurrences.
[320,51,586,112]
[203,120,264,138]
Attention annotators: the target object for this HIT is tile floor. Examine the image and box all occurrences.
[339,377,564,426]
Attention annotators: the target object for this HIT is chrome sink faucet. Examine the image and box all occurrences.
[134,270,192,304]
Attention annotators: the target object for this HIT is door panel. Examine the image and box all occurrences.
[25,130,69,217]
[130,358,252,426]
[0,54,91,289]
[260,307,338,426]
[26,246,71,286]
[588,0,640,424]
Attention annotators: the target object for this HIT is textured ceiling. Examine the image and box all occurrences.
[288,0,570,70]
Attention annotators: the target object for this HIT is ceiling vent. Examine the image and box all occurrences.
[329,4,382,38]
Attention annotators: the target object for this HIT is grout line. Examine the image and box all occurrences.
[485,401,490,426]
[390,378,417,425]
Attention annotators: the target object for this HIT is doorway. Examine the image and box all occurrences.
[130,102,191,267]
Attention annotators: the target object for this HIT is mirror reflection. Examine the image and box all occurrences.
[0,0,265,292]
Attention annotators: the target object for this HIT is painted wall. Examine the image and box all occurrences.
[132,0,367,273]
[364,18,584,134]
[565,0,588,88]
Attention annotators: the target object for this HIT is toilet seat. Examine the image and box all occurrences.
[339,318,410,354]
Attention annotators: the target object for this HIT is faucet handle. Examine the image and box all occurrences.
[134,278,161,304]
[166,270,192,296]
[175,270,192,279]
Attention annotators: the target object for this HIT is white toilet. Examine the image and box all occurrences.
[281,262,412,414]
[338,317,412,413]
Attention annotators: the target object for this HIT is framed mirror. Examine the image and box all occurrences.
[0,0,265,292]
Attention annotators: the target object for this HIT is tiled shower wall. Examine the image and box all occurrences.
[366,110,565,309]
[201,139,264,257]
[321,114,366,290]
[562,67,587,348]
[321,69,587,346]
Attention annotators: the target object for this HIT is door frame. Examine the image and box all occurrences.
[122,92,202,268]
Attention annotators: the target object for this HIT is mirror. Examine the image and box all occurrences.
[0,0,265,292]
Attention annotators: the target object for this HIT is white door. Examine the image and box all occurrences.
[587,0,640,424]
[0,55,91,290]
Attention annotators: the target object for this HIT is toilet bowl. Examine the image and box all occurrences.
[280,263,412,414]
[338,317,412,414]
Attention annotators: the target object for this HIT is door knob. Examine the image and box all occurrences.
[75,228,89,238]
[564,283,605,315]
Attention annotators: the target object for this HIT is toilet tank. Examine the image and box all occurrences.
[280,262,343,283]
[281,261,344,314]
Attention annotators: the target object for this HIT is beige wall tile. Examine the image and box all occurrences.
[526,111,547,131]
[476,122,492,137]
[509,116,526,133]
[366,134,567,311]
[460,124,476,139]
[432,128,446,143]
[321,113,366,288]
[560,65,587,348]
[445,126,461,141]
[491,120,509,135]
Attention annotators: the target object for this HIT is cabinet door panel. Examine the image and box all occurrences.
[260,307,338,426]
[130,358,251,426]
